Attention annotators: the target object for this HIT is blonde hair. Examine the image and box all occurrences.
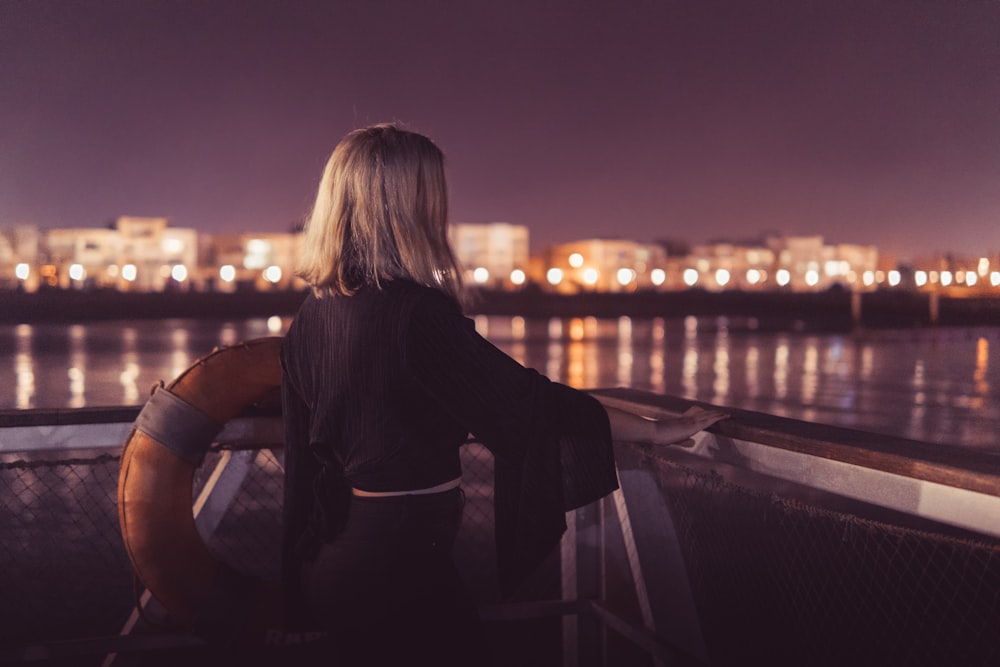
[298,124,465,303]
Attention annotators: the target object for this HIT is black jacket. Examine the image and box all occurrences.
[280,279,617,625]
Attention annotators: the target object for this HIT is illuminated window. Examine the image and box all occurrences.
[244,239,272,270]
[162,238,184,254]
[247,239,271,254]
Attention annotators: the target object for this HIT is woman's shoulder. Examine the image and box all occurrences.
[385,279,462,312]
[294,280,462,325]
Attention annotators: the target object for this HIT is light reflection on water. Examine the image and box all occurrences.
[1,316,998,452]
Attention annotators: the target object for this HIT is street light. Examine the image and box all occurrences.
[264,265,283,283]
[171,265,188,282]
[616,268,635,287]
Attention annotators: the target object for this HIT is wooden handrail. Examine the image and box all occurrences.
[589,387,1000,498]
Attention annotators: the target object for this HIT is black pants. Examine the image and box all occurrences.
[298,487,488,665]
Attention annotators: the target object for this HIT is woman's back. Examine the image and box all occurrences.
[282,279,467,493]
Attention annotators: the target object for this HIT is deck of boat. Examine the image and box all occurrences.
[1,389,998,666]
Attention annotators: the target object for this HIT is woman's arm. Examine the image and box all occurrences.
[600,400,728,447]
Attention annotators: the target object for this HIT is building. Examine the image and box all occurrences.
[237,232,302,291]
[115,216,199,291]
[686,243,776,291]
[450,223,529,288]
[44,227,118,289]
[539,238,668,293]
[29,217,201,292]
[910,252,1000,294]
[763,236,878,292]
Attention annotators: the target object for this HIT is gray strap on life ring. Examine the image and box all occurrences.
[134,385,222,466]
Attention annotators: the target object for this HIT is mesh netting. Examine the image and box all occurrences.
[650,457,1000,666]
[0,453,133,645]
[0,443,500,648]
[2,442,999,666]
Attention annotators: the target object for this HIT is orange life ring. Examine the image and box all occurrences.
[117,337,284,641]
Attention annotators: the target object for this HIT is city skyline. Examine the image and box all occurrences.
[2,1,999,261]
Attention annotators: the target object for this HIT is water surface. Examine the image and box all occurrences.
[2,315,997,452]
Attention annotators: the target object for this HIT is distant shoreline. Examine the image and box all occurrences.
[2,287,999,331]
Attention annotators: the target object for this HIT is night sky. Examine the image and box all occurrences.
[2,0,998,261]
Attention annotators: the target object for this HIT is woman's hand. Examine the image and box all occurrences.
[599,397,729,447]
[652,405,729,446]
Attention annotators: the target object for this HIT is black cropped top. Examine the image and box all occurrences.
[280,279,617,614]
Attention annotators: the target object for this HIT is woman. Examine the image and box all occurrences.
[280,124,726,665]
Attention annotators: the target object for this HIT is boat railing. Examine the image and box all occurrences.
[2,391,999,666]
